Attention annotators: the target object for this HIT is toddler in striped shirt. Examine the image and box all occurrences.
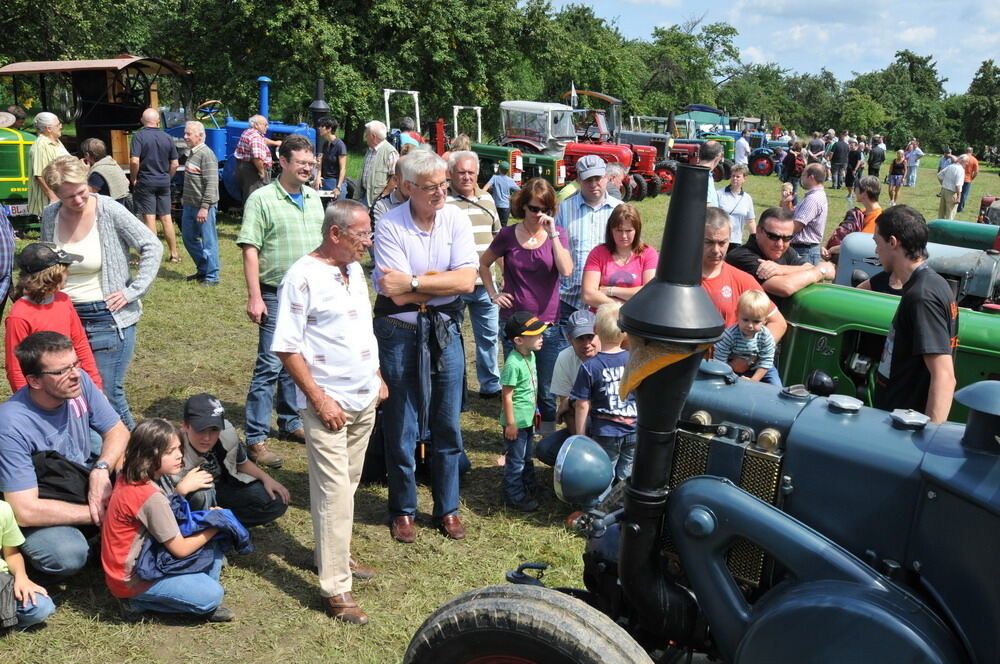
[713,290,782,386]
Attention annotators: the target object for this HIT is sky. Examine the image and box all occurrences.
[551,0,999,95]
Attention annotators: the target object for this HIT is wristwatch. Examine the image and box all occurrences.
[548,231,560,239]
[91,461,110,473]
[410,275,419,292]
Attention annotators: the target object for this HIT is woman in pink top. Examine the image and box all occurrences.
[581,204,657,310]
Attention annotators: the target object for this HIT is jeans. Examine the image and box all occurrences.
[738,366,783,386]
[245,286,302,444]
[497,208,511,227]
[502,323,564,423]
[535,428,571,467]
[187,479,288,528]
[20,525,92,578]
[906,165,918,187]
[180,204,220,282]
[830,163,846,189]
[792,245,822,265]
[958,181,972,212]
[5,575,57,628]
[456,286,501,395]
[321,177,349,200]
[786,176,800,206]
[593,432,637,482]
[503,426,537,503]
[374,316,465,519]
[128,542,224,616]
[74,302,137,429]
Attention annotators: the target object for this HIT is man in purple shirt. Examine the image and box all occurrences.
[372,150,478,544]
[791,162,829,265]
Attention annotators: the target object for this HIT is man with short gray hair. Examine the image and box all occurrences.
[937,154,965,220]
[27,112,68,216]
[604,162,628,200]
[234,114,279,201]
[181,120,220,284]
[80,137,130,207]
[360,120,398,207]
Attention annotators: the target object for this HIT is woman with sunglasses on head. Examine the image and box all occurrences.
[580,203,657,310]
[480,178,573,422]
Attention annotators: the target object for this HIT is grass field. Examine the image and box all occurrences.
[2,159,994,663]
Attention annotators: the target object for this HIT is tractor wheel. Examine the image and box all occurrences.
[343,177,359,201]
[713,159,733,183]
[645,174,663,198]
[657,167,676,194]
[655,159,679,172]
[629,173,646,202]
[403,585,653,664]
[750,155,774,176]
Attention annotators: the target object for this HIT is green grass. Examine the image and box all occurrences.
[2,160,992,662]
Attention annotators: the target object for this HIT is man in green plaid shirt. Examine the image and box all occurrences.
[236,134,324,467]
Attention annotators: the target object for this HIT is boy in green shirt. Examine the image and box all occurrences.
[500,312,548,512]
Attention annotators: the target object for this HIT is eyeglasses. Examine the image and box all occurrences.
[412,180,449,193]
[288,158,316,168]
[525,204,552,215]
[36,359,81,377]
[761,229,794,243]
[348,229,374,241]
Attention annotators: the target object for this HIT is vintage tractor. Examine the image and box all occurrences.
[928,218,1000,251]
[402,165,1000,664]
[978,196,1000,225]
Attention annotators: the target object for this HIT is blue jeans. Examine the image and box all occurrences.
[593,431,637,482]
[958,181,972,212]
[321,177,349,200]
[374,317,465,519]
[456,286,501,395]
[906,165,918,187]
[188,479,288,527]
[74,302,137,429]
[20,525,92,578]
[504,426,537,503]
[6,578,57,628]
[535,427,571,467]
[245,286,301,444]
[785,176,800,206]
[128,542,224,616]
[180,204,220,282]
[792,244,822,265]
[502,322,564,423]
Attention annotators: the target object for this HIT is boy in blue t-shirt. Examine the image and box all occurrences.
[483,161,521,227]
[570,303,636,482]
[499,312,548,512]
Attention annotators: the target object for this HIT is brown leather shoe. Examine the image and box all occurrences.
[282,427,306,443]
[390,515,416,543]
[349,556,377,581]
[436,514,466,540]
[248,442,283,469]
[323,592,369,625]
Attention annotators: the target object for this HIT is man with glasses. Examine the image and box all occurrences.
[0,331,128,578]
[234,114,281,201]
[373,150,478,544]
[726,206,834,306]
[237,134,325,468]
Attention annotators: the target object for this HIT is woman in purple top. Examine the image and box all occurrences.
[480,178,572,425]
[581,204,657,311]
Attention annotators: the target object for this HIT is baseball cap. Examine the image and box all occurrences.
[183,393,226,431]
[505,312,549,340]
[566,310,596,340]
[18,242,83,274]
[576,155,607,180]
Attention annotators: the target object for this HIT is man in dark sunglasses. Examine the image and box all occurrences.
[726,206,835,306]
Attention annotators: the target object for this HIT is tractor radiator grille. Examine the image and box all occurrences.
[663,430,783,587]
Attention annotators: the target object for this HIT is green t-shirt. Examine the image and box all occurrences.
[0,500,27,574]
[499,349,537,429]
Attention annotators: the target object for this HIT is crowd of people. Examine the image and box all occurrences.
[0,110,961,631]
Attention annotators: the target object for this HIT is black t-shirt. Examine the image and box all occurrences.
[807,139,825,161]
[320,136,347,180]
[847,149,863,171]
[868,270,904,297]
[831,140,850,165]
[725,234,807,306]
[875,265,958,413]
[130,126,178,187]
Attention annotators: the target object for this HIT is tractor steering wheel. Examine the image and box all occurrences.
[194,100,227,128]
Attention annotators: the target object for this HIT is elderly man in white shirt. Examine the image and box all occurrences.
[937,155,966,220]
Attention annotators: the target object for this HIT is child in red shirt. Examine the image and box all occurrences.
[4,243,101,392]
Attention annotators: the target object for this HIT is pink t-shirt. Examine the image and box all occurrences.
[583,244,658,289]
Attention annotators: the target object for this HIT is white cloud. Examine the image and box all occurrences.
[899,26,936,44]
[622,0,682,6]
[742,46,768,64]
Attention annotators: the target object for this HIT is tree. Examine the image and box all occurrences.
[717,64,791,125]
[961,60,1000,149]
[838,88,890,138]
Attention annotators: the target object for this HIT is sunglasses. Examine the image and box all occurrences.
[761,229,794,242]
[525,204,552,215]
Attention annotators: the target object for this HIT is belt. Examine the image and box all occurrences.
[791,242,818,249]
[383,316,418,330]
[259,282,278,293]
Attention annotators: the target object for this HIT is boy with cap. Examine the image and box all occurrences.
[4,243,102,392]
[500,312,548,512]
[162,393,290,527]
[483,161,521,227]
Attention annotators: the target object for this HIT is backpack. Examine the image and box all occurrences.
[790,152,806,178]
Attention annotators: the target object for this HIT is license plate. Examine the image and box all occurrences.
[4,202,29,216]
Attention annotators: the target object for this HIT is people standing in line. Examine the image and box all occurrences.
[314,117,349,203]
[887,149,908,205]
[41,156,162,430]
[580,203,658,310]
[716,163,756,243]
[27,112,69,218]
[273,200,385,624]
[180,121,220,285]
[957,147,979,213]
[236,134,325,468]
[234,115,280,201]
[483,161,520,226]
[359,120,398,208]
[481,178,573,436]
[130,108,180,263]
[937,155,966,220]
[80,138,132,210]
[790,163,829,265]
[446,151,503,400]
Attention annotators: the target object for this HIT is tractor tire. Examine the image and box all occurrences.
[713,159,733,183]
[655,159,679,172]
[645,174,663,198]
[403,585,653,664]
[750,155,774,176]
[629,173,646,202]
[343,177,359,201]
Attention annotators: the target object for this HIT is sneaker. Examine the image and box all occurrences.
[185,273,204,282]
[207,605,235,622]
[504,495,540,512]
[248,442,283,469]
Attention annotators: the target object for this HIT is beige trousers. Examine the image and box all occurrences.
[938,187,959,220]
[301,397,376,597]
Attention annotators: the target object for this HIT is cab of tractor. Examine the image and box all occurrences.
[499,100,577,157]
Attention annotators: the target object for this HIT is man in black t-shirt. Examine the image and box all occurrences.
[130,108,180,261]
[873,206,958,422]
[829,132,850,189]
[726,207,833,306]
[868,136,886,177]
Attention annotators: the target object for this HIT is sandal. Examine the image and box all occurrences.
[168,255,182,263]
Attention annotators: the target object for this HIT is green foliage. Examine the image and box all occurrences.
[962,60,1000,149]
[839,88,890,138]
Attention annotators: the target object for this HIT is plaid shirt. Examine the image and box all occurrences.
[0,207,14,300]
[236,180,324,287]
[234,127,273,167]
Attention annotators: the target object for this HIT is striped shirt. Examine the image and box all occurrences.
[555,192,622,311]
[791,186,827,245]
[714,324,775,370]
[447,188,499,286]
[236,180,324,287]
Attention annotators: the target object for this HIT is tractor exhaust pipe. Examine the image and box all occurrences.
[617,164,725,639]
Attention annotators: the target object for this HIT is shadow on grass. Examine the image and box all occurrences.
[227,522,319,610]
[142,395,248,429]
